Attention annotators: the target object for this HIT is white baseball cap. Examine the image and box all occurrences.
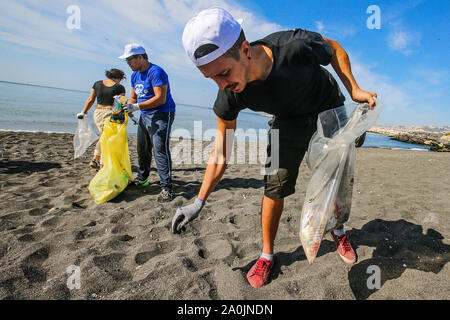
[182,7,242,66]
[118,43,146,59]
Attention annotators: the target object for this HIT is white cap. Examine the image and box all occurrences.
[118,43,146,59]
[182,7,242,66]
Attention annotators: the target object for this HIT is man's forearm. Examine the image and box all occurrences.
[197,151,227,201]
[137,95,166,110]
[327,39,360,98]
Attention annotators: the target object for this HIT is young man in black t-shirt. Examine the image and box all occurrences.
[172,7,377,288]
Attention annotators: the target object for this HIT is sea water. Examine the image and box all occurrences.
[0,81,429,150]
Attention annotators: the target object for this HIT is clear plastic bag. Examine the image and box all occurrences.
[299,101,383,264]
[73,117,98,159]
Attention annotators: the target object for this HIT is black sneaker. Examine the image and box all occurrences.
[133,177,150,186]
[158,187,173,202]
[355,132,366,148]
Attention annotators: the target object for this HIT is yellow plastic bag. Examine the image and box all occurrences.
[88,111,132,203]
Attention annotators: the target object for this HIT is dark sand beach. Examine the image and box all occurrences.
[0,131,449,300]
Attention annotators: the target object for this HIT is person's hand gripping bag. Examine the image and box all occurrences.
[299,102,383,264]
[88,96,132,203]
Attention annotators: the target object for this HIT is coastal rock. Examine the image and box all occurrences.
[368,125,450,152]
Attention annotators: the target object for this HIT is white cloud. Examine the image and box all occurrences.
[386,20,421,55]
[413,68,448,86]
[315,21,326,34]
[388,31,409,50]
[314,20,358,39]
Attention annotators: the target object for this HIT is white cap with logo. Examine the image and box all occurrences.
[118,43,146,59]
[182,7,242,66]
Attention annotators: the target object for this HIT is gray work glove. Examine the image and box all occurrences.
[171,198,205,234]
[124,103,140,114]
[77,111,86,119]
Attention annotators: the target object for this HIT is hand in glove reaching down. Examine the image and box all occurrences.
[171,198,205,234]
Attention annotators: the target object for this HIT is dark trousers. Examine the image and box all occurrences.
[137,111,175,189]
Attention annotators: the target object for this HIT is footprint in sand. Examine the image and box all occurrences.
[193,239,209,259]
[134,241,177,265]
[93,253,132,282]
[18,231,46,243]
[20,247,50,283]
[107,234,135,250]
[181,257,198,272]
[41,217,61,228]
[29,207,51,216]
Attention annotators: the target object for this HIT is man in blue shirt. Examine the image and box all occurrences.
[119,43,176,201]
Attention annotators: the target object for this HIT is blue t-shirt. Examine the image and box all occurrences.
[131,63,176,115]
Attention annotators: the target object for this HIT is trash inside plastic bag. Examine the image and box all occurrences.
[299,101,383,264]
[111,95,138,125]
[110,95,128,124]
[88,111,132,203]
[73,117,98,159]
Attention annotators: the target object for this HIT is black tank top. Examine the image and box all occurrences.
[92,80,126,106]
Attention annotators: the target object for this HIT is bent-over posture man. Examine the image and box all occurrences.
[172,7,377,288]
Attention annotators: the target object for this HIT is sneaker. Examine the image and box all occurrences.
[246,258,274,288]
[330,231,357,264]
[133,177,150,186]
[355,132,366,148]
[89,159,100,169]
[158,187,173,202]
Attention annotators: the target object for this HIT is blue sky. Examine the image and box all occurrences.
[0,0,448,126]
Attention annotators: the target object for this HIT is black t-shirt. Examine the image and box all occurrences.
[213,29,345,120]
[92,80,126,106]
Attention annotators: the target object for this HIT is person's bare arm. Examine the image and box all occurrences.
[134,85,168,110]
[171,116,236,233]
[82,89,96,114]
[198,116,236,200]
[323,36,377,109]
[128,87,137,103]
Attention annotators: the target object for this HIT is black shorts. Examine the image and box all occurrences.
[264,114,318,200]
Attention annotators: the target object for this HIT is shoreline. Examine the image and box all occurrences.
[0,129,432,152]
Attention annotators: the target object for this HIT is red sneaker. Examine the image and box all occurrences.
[330,231,357,264]
[247,258,274,288]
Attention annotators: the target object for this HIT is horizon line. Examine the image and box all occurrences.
[3,80,446,127]
[0,79,265,117]
[0,79,217,111]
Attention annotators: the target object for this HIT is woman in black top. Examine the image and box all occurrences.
[77,69,126,169]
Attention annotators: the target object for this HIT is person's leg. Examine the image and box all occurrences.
[92,109,103,159]
[149,111,175,195]
[247,115,317,288]
[136,114,153,183]
[315,106,357,263]
[99,109,112,168]
[330,145,357,264]
[91,108,111,168]
[261,116,308,252]
[261,195,284,255]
